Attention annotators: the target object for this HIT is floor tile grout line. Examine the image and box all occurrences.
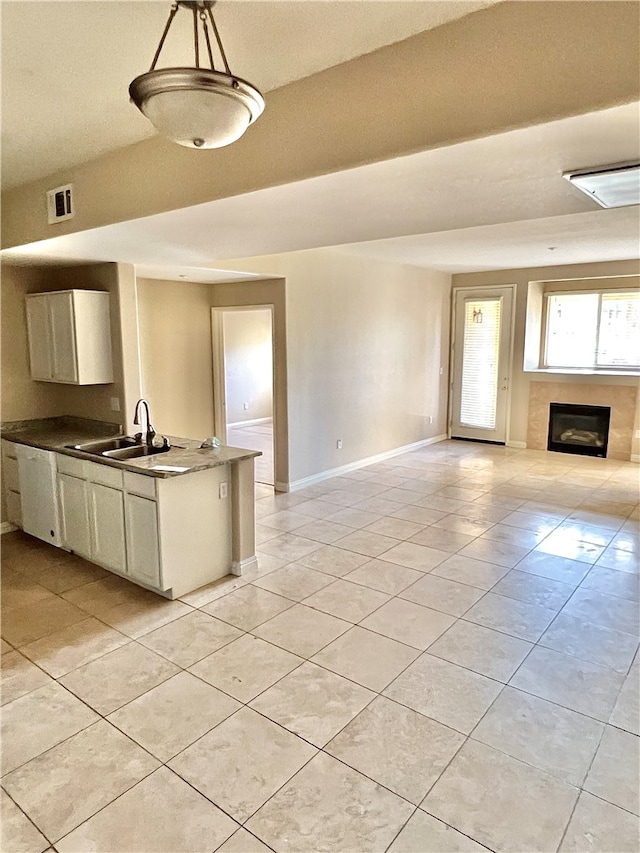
[2,446,636,852]
[554,787,583,853]
[503,652,626,729]
[1,784,57,847]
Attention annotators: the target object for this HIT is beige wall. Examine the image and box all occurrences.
[452,260,640,458]
[1,261,129,524]
[223,309,273,424]
[136,251,450,488]
[137,278,215,440]
[213,250,451,485]
[3,2,639,249]
[1,262,126,427]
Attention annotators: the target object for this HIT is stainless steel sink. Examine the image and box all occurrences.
[102,445,171,460]
[69,436,139,455]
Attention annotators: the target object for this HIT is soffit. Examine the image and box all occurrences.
[3,103,638,274]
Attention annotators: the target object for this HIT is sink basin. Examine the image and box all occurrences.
[70,436,139,455]
[102,445,171,460]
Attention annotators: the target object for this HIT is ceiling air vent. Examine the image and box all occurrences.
[46,184,74,224]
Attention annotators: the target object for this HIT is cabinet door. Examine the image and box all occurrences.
[89,483,126,573]
[6,490,22,528]
[125,494,161,587]
[26,295,53,380]
[58,473,91,558]
[49,292,78,382]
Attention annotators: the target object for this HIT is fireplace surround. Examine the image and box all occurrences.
[527,381,636,461]
[547,402,611,458]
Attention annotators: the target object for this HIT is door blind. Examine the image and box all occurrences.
[459,298,501,430]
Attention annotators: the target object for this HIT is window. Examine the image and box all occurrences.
[544,290,640,369]
[459,298,501,429]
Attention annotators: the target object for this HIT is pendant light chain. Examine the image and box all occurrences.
[193,5,200,68]
[201,10,216,70]
[206,5,232,76]
[148,1,232,76]
[150,2,180,72]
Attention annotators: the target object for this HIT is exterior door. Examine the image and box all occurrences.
[450,286,514,443]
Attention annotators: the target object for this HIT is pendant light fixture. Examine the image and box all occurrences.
[129,0,264,150]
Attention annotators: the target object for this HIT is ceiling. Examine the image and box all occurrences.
[3,102,639,276]
[1,0,498,189]
[1,1,638,277]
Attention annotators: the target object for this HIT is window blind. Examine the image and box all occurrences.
[459,298,501,429]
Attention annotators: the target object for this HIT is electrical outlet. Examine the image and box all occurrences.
[428,416,433,424]
[635,429,640,439]
[219,481,228,499]
[109,397,120,412]
[336,439,343,449]
[439,367,444,375]
[243,402,249,410]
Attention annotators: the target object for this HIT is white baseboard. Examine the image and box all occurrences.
[506,441,527,449]
[231,556,258,576]
[631,454,640,464]
[228,417,273,428]
[286,435,448,492]
[1,522,17,534]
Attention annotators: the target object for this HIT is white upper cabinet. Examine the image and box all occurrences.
[26,290,113,384]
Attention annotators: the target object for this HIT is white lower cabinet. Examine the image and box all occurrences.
[125,493,160,587]
[89,482,126,574]
[58,473,91,558]
[54,453,231,598]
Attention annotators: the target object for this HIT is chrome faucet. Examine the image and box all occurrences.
[133,399,156,447]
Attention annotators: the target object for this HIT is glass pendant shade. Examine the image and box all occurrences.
[130,68,264,149]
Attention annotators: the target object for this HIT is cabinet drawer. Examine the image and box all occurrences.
[56,453,86,478]
[3,455,20,492]
[7,490,22,527]
[84,461,123,489]
[123,471,156,500]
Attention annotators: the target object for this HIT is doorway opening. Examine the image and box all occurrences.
[212,306,275,486]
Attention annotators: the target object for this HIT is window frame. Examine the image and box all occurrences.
[542,287,640,372]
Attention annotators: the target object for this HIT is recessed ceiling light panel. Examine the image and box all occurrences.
[563,162,640,208]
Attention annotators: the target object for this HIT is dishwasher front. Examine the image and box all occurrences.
[15,444,61,546]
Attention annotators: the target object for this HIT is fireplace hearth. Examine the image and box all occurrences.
[547,403,611,458]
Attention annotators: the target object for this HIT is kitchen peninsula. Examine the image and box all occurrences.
[1,416,260,599]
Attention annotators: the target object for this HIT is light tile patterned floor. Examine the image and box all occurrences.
[1,440,639,852]
[227,421,274,487]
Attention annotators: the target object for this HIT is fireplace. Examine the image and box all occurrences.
[547,403,611,458]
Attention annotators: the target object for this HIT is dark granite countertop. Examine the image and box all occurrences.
[1,417,261,478]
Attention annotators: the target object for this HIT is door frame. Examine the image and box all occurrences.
[448,284,517,445]
[211,304,276,482]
